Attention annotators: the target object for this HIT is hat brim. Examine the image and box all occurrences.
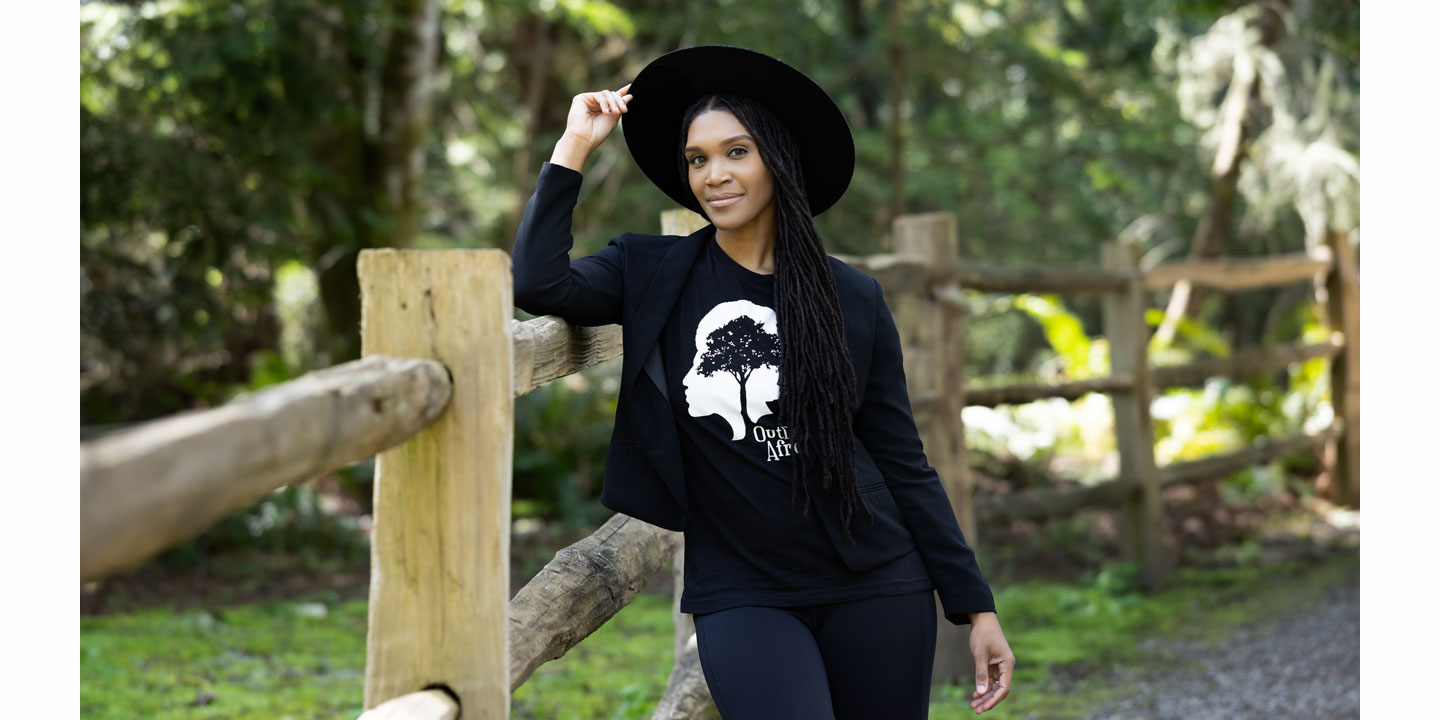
[621,45,855,218]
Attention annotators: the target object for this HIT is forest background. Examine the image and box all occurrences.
[78,0,1359,575]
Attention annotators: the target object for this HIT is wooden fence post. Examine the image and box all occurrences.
[358,249,515,718]
[1324,229,1360,508]
[891,212,977,686]
[1099,242,1168,591]
[660,207,713,688]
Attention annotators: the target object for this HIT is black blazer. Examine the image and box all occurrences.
[513,161,995,625]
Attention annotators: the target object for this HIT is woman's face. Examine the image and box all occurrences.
[684,109,776,233]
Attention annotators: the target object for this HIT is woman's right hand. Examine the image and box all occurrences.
[562,83,632,153]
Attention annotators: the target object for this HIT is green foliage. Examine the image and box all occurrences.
[963,286,1333,495]
[1051,562,1145,619]
[1011,293,1106,380]
[961,292,1116,484]
[153,484,370,573]
[1145,307,1231,358]
[513,357,623,532]
[82,546,1358,719]
[510,593,676,719]
[81,596,370,719]
[80,0,389,423]
[1148,304,1334,496]
[80,0,1357,551]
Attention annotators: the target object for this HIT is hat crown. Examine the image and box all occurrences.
[621,45,855,219]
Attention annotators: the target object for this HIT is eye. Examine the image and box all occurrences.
[689,146,748,169]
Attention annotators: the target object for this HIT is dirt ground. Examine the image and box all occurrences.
[1061,552,1360,719]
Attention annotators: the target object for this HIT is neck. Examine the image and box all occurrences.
[713,208,778,275]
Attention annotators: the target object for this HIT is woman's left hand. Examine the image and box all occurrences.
[967,613,1014,714]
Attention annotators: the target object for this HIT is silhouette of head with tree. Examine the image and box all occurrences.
[683,299,782,442]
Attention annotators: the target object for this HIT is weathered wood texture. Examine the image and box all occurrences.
[954,264,1135,295]
[356,688,460,720]
[1150,340,1342,390]
[836,248,1328,298]
[661,208,713,237]
[973,422,1343,523]
[506,514,682,691]
[976,479,1129,525]
[890,214,977,688]
[651,632,721,720]
[359,249,513,719]
[829,252,930,295]
[1158,422,1344,489]
[857,250,1137,296]
[942,340,1339,408]
[1324,230,1360,507]
[1100,242,1168,591]
[1143,249,1333,292]
[511,317,622,396]
[958,375,1135,408]
[671,541,695,701]
[80,355,451,582]
[660,209,714,718]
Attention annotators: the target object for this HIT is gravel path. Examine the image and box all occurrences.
[1074,562,1359,720]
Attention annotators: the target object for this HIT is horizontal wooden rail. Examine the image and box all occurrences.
[653,634,713,719]
[356,688,459,720]
[80,355,452,582]
[1157,421,1344,488]
[829,252,930,294]
[1144,249,1332,292]
[956,264,1137,295]
[940,339,1341,409]
[1151,339,1342,390]
[840,248,1331,299]
[507,513,682,691]
[836,253,1138,296]
[976,478,1129,525]
[974,421,1342,523]
[957,374,1135,408]
[511,316,622,397]
[502,512,714,714]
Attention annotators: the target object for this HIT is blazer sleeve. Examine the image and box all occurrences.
[512,161,626,327]
[853,276,997,626]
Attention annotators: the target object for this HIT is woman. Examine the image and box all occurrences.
[513,45,1014,718]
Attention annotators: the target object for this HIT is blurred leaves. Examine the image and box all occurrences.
[81,0,1356,529]
[513,356,623,527]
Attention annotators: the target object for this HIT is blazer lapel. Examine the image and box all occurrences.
[621,223,715,404]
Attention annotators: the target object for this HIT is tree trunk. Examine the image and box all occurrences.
[840,0,882,129]
[311,0,442,364]
[1155,2,1285,346]
[506,12,555,256]
[888,0,906,224]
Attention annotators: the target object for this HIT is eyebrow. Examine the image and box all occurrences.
[684,134,754,154]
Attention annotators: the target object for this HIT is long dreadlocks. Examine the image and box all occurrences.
[676,93,873,545]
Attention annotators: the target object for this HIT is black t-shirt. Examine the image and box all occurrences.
[662,232,934,615]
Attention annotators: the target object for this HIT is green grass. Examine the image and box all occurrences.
[80,592,369,719]
[510,592,678,719]
[81,545,1358,719]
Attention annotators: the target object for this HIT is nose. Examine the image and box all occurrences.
[705,162,731,186]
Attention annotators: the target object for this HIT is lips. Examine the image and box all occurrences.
[707,193,743,207]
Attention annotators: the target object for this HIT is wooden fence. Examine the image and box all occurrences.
[79,209,1358,718]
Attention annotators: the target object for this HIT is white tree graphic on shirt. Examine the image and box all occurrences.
[682,299,795,460]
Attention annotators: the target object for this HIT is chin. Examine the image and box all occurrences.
[709,214,754,231]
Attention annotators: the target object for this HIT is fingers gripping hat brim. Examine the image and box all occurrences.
[621,45,855,218]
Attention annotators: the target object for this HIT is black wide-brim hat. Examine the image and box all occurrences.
[621,45,855,218]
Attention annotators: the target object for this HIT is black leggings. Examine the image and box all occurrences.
[692,589,937,720]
